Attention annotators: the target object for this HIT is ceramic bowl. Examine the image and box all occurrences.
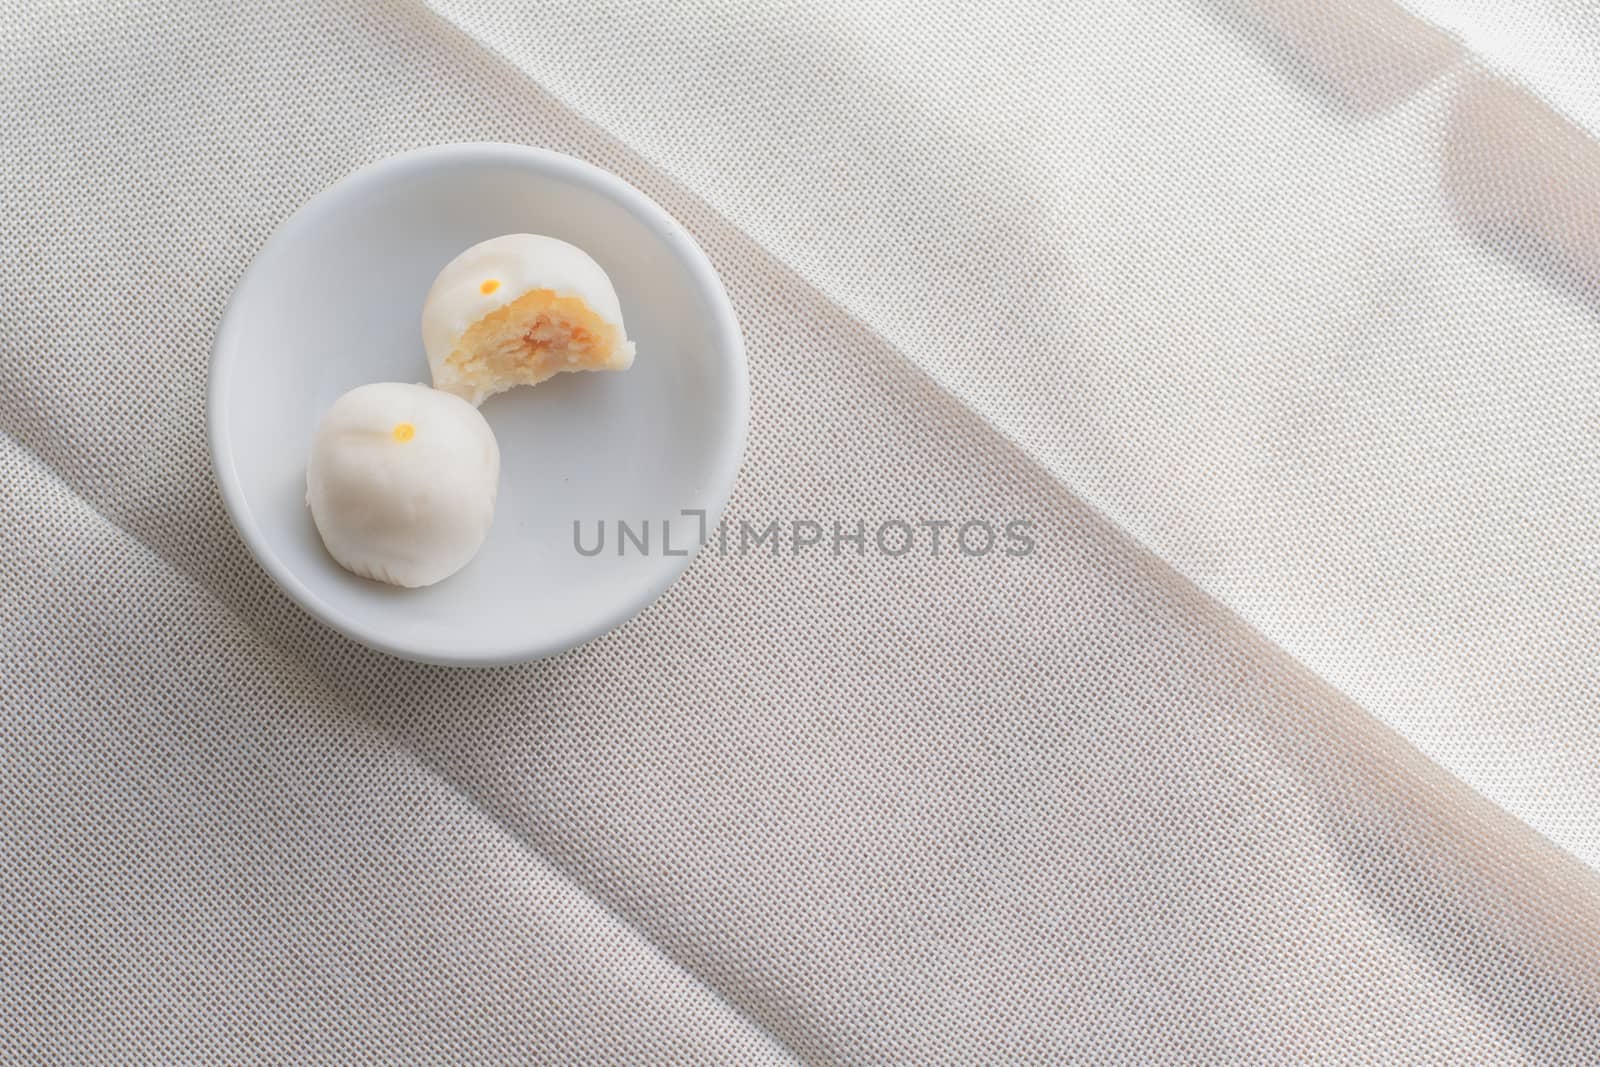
[209,144,746,665]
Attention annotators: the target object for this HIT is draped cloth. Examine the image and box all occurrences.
[4,1,1600,1060]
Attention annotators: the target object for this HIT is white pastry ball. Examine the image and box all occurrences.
[421,233,635,405]
[306,382,500,588]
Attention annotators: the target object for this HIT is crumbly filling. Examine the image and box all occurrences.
[444,288,629,400]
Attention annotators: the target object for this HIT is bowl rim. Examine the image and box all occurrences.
[207,142,748,666]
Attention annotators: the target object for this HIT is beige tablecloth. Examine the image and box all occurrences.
[4,0,1600,1061]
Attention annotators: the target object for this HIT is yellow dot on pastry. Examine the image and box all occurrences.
[391,422,415,443]
[480,279,501,295]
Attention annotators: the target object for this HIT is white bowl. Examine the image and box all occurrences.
[209,144,747,665]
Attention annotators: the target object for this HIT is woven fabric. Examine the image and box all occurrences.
[4,0,1600,1061]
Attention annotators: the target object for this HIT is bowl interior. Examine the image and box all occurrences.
[211,146,744,664]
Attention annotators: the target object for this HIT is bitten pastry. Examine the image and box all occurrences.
[306,382,500,588]
[421,234,635,405]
